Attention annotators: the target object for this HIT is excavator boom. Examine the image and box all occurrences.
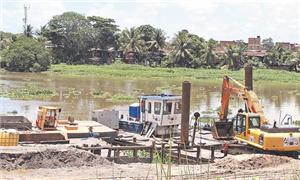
[219,75,267,125]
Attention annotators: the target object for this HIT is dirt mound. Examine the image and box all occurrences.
[214,155,291,171]
[0,148,111,170]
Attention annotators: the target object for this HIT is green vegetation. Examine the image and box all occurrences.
[63,88,82,98]
[0,11,299,73]
[0,86,56,100]
[91,90,136,103]
[90,90,111,98]
[1,37,51,72]
[49,63,300,83]
[107,93,136,103]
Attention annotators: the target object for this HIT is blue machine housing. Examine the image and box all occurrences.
[129,103,140,119]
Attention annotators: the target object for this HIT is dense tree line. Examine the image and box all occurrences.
[0,11,299,72]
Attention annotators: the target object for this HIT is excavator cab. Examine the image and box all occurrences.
[36,106,62,130]
[232,113,261,139]
[212,113,261,140]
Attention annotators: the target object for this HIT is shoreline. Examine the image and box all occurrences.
[47,63,300,84]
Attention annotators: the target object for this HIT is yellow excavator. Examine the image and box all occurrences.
[212,67,300,157]
[36,106,78,131]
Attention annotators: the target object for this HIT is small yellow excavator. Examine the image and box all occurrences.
[36,106,78,130]
[36,106,61,130]
[212,68,300,157]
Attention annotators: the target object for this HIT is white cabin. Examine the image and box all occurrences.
[139,95,181,136]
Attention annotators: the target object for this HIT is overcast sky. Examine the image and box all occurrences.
[0,0,299,42]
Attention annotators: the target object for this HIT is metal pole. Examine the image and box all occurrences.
[245,65,253,90]
[181,81,191,145]
[192,112,200,146]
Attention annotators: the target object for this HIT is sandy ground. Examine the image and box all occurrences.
[1,154,300,180]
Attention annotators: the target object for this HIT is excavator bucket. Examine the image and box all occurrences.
[211,121,234,140]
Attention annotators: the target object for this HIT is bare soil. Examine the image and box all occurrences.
[213,154,291,171]
[0,149,299,179]
[0,148,110,170]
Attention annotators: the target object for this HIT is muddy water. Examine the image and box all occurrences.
[0,71,300,123]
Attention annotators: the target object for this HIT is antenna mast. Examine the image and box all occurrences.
[23,4,30,34]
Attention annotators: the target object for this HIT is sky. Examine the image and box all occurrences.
[0,0,299,43]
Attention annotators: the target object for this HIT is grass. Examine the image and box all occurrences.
[91,90,136,103]
[90,90,111,98]
[63,88,82,98]
[107,93,136,103]
[0,85,56,100]
[49,63,300,84]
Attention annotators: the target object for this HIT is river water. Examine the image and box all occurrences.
[0,71,300,123]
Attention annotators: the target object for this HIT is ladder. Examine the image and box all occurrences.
[141,122,157,138]
[141,122,151,135]
[145,123,157,138]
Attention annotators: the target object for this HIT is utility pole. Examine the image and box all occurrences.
[23,4,29,35]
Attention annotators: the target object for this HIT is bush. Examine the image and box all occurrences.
[1,36,52,72]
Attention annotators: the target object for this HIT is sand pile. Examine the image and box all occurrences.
[214,154,291,171]
[0,148,111,170]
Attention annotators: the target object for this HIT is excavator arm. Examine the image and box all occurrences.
[219,75,268,125]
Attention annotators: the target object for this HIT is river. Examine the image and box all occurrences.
[0,71,300,123]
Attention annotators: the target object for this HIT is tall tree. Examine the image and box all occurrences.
[201,40,218,68]
[148,28,166,52]
[145,28,167,66]
[262,38,274,51]
[224,45,245,70]
[1,37,52,72]
[24,24,34,38]
[170,30,193,67]
[119,27,144,63]
[87,16,119,50]
[42,12,92,64]
[137,25,155,43]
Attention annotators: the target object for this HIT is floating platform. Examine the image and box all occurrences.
[17,120,117,144]
[57,120,117,139]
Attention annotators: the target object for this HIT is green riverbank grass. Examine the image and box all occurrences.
[49,64,300,84]
[0,86,57,100]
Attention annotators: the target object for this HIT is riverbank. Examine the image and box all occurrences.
[49,63,300,84]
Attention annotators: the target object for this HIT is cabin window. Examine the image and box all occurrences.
[236,114,246,133]
[174,102,181,114]
[147,102,152,113]
[154,102,161,115]
[163,102,172,115]
[249,116,260,128]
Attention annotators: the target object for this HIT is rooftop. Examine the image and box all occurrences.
[139,94,181,100]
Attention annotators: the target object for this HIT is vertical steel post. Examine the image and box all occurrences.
[245,65,253,90]
[181,81,191,145]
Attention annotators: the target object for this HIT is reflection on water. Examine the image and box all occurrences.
[0,71,300,122]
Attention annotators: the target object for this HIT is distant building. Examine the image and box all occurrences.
[243,36,267,58]
[276,42,293,50]
[276,42,300,51]
[293,44,300,51]
[247,36,262,51]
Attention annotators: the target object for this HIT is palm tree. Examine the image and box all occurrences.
[170,31,193,67]
[148,28,166,52]
[143,29,167,66]
[119,27,144,63]
[24,24,34,37]
[224,45,245,70]
[201,42,217,68]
